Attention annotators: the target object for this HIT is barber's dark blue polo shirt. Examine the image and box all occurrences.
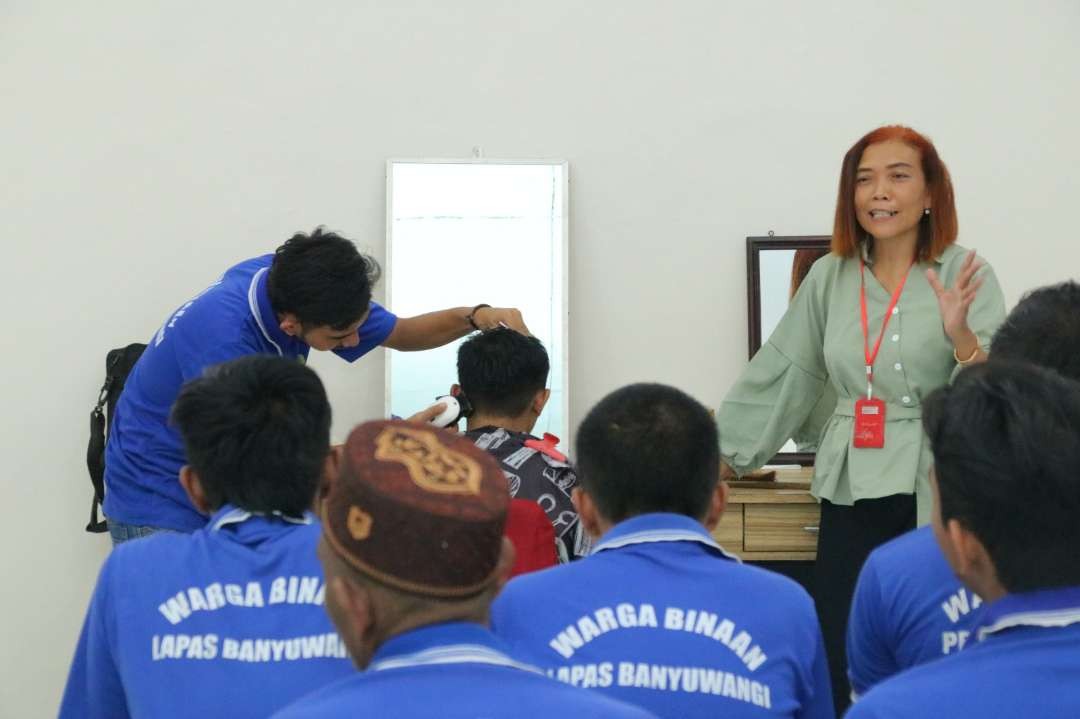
[272,622,658,719]
[490,513,833,719]
[846,526,983,698]
[60,505,353,718]
[847,586,1080,719]
[103,255,396,531]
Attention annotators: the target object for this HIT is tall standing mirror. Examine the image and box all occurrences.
[746,235,831,465]
[386,159,569,440]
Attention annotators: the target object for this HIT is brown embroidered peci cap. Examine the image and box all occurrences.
[322,419,510,598]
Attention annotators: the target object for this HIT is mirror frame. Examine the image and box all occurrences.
[745,234,831,466]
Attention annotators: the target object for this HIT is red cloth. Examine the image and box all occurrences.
[504,499,558,577]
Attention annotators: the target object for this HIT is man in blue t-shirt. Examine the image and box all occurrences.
[272,419,656,719]
[63,356,356,718]
[846,526,981,699]
[848,361,1080,719]
[105,227,527,543]
[846,281,1080,699]
[490,383,834,719]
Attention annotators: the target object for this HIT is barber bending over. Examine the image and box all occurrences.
[105,227,526,545]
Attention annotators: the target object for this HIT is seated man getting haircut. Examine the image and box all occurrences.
[61,356,352,718]
[848,362,1080,719]
[846,280,1080,699]
[490,383,833,719]
[272,420,656,719]
[457,327,589,561]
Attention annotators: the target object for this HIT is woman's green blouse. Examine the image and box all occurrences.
[720,244,1006,524]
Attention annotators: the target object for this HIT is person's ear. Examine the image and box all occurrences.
[279,313,301,337]
[493,536,518,592]
[179,466,212,515]
[944,519,994,583]
[327,574,376,666]
[572,487,603,539]
[532,388,551,416]
[315,446,343,513]
[703,481,729,531]
[451,383,462,396]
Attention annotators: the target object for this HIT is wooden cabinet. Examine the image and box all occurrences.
[711,468,819,561]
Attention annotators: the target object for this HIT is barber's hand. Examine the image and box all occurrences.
[405,403,461,433]
[473,306,531,335]
[720,461,738,482]
[407,403,446,424]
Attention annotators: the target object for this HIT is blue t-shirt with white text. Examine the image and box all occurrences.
[103,255,396,530]
[490,513,833,719]
[847,586,1080,719]
[60,506,354,719]
[272,622,658,719]
[846,526,983,698]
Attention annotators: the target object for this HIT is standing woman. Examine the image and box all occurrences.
[718,126,1006,712]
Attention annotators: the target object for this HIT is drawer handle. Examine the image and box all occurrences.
[802,526,820,534]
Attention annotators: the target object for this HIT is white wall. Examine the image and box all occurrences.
[2,1,1077,713]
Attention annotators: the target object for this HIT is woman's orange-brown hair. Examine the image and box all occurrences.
[831,125,958,262]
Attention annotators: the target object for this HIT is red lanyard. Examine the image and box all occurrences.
[859,260,911,399]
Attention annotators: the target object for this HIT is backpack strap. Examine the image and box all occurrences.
[85,357,117,533]
[85,344,146,534]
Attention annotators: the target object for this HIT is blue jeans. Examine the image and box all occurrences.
[108,520,170,547]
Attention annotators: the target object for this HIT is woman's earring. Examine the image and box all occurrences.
[923,208,931,216]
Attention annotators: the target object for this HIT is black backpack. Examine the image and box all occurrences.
[86,343,146,533]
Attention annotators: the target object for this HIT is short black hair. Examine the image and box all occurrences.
[171,355,332,516]
[457,328,549,417]
[575,383,719,523]
[991,280,1080,382]
[923,362,1080,593]
[267,226,381,331]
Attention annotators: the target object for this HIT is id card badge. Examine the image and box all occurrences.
[853,397,886,448]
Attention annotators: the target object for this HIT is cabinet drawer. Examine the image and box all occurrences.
[744,504,820,552]
[710,503,743,552]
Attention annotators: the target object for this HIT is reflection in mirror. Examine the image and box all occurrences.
[387,160,568,440]
[747,236,831,463]
[759,249,796,348]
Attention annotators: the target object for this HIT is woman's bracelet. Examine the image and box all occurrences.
[954,345,980,365]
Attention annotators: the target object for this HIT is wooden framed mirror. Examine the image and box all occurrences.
[746,234,831,466]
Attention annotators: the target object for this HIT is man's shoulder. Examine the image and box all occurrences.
[109,519,321,571]
[274,665,655,719]
[867,526,936,566]
[733,556,817,602]
[228,254,274,274]
[864,526,950,591]
[498,543,814,612]
[849,650,982,718]
[97,531,202,599]
[465,427,526,452]
[466,427,575,480]
[109,527,199,564]
[505,667,656,717]
[191,255,271,299]
[271,672,365,718]
[195,255,270,307]
[497,555,582,597]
